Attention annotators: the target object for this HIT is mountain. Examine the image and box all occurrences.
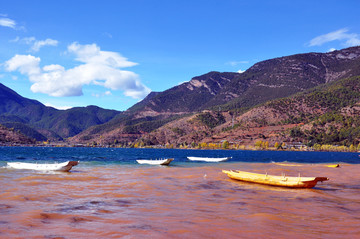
[2,46,360,146]
[128,71,240,113]
[0,124,35,145]
[129,46,360,114]
[71,46,360,146]
[216,46,360,110]
[0,83,121,141]
[139,75,360,147]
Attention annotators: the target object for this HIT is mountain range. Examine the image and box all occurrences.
[1,46,360,147]
[0,83,120,142]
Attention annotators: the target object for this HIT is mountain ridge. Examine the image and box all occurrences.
[138,75,360,148]
[0,83,121,141]
[71,46,360,145]
[1,46,360,146]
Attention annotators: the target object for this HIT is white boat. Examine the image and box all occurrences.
[7,161,79,172]
[187,156,231,162]
[136,158,174,165]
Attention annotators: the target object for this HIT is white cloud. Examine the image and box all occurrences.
[4,42,151,99]
[237,69,245,73]
[44,103,73,110]
[0,17,16,29]
[31,38,58,52]
[11,37,58,52]
[68,42,137,68]
[309,28,360,47]
[4,54,41,75]
[328,48,336,52]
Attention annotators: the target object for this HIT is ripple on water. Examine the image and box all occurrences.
[44,235,66,239]
[0,203,14,214]
[56,200,111,214]
[114,199,133,207]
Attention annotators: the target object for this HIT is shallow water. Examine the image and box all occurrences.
[1,147,360,238]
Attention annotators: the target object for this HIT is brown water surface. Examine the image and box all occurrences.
[1,163,360,238]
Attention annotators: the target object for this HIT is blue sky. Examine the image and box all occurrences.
[1,0,360,111]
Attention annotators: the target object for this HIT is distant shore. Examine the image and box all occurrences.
[1,142,359,153]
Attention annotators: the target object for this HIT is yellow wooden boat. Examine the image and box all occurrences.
[274,163,340,168]
[222,170,328,188]
[326,164,340,168]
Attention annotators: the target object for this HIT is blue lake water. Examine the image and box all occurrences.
[0,146,359,166]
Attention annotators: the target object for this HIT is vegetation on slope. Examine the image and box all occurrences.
[133,76,360,149]
[0,124,36,144]
[0,82,121,141]
[261,76,360,146]
[195,111,226,129]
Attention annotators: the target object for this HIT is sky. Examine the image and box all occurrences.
[1,0,360,111]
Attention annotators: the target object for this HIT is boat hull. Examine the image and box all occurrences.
[326,164,340,168]
[136,158,174,165]
[222,170,328,188]
[187,157,231,162]
[7,161,79,172]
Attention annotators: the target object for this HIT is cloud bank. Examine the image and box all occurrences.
[4,42,151,99]
[309,28,360,47]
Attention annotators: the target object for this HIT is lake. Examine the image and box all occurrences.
[1,147,360,238]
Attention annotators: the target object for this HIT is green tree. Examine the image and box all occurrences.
[222,140,229,149]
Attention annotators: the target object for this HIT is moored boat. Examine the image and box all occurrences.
[136,158,174,165]
[222,169,328,188]
[274,162,341,168]
[7,161,79,172]
[187,156,231,162]
[326,164,340,168]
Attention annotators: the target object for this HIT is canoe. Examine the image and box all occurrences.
[275,163,340,168]
[326,164,340,168]
[136,158,174,165]
[187,156,231,162]
[222,170,328,188]
[7,161,79,172]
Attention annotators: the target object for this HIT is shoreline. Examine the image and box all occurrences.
[1,142,359,153]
